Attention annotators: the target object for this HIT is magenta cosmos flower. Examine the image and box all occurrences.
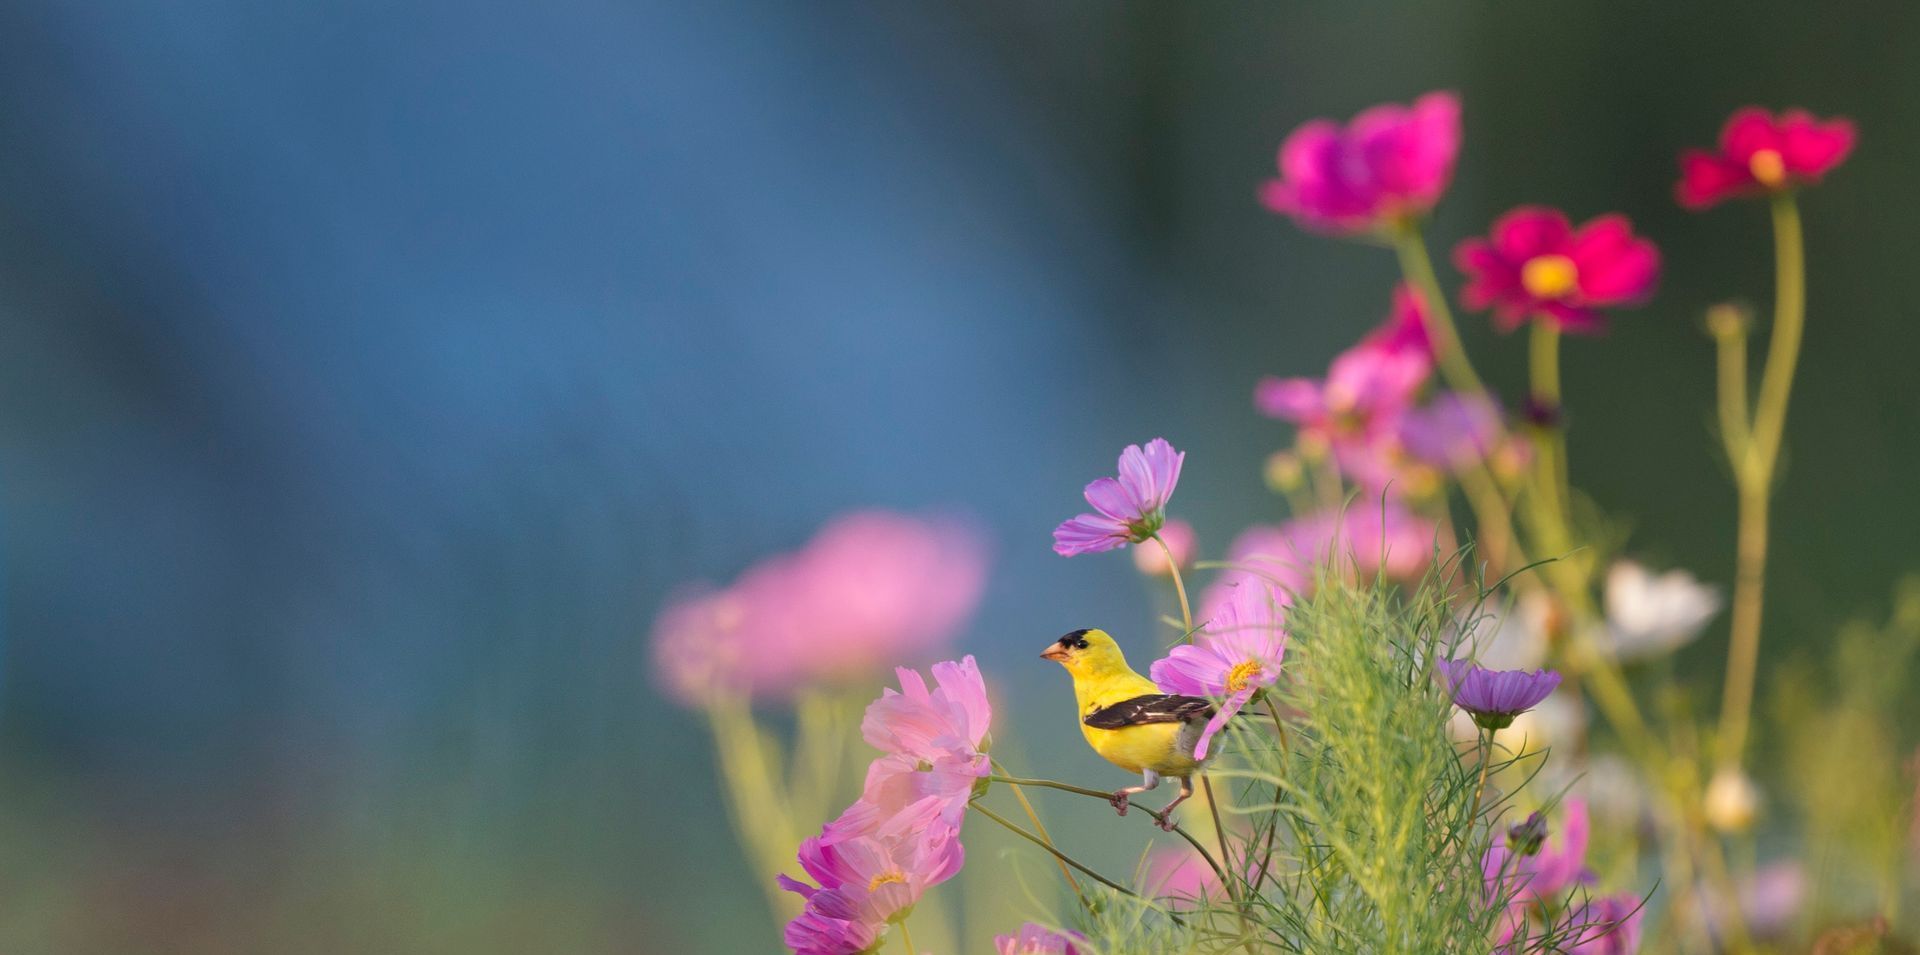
[825,657,992,844]
[1150,585,1289,760]
[1435,658,1562,730]
[1260,91,1462,235]
[1455,207,1660,334]
[780,827,965,954]
[1053,438,1185,556]
[1484,800,1596,950]
[1678,107,1856,210]
[995,923,1085,955]
[650,511,986,704]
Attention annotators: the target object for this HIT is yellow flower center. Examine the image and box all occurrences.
[1225,659,1265,693]
[868,870,908,892]
[1520,254,1578,300]
[1748,148,1786,187]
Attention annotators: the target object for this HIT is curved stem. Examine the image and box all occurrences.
[897,916,916,954]
[990,757,1087,909]
[1391,223,1491,400]
[1155,533,1195,636]
[984,774,1229,886]
[1717,193,1805,770]
[967,802,1144,901]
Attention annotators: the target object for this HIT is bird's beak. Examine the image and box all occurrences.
[1040,644,1070,663]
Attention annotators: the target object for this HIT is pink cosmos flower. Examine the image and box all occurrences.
[1140,845,1228,905]
[1260,91,1462,235]
[861,656,993,768]
[995,923,1085,955]
[1436,658,1563,730]
[1053,438,1185,556]
[1199,501,1444,622]
[1133,517,1197,576]
[1150,585,1289,759]
[1455,207,1660,334]
[651,511,987,705]
[1484,801,1597,950]
[1360,283,1437,360]
[1256,344,1430,489]
[782,890,880,955]
[822,752,979,844]
[1677,107,1856,210]
[779,827,964,922]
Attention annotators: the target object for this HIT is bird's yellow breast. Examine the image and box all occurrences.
[1073,676,1202,778]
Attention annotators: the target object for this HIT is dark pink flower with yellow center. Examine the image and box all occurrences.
[1259,91,1462,235]
[1455,207,1660,334]
[1677,107,1856,210]
[1149,585,1288,760]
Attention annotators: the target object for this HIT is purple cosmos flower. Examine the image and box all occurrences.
[1435,658,1562,730]
[1398,392,1504,471]
[1150,585,1289,760]
[995,923,1085,955]
[782,890,880,955]
[1052,438,1185,556]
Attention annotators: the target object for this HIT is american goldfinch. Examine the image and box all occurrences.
[1040,628,1211,828]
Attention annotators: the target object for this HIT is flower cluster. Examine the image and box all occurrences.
[651,511,987,704]
[781,658,992,954]
[1483,801,1643,954]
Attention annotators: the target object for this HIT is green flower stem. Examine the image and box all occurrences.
[990,757,1088,910]
[1391,222,1492,400]
[983,774,1230,887]
[1717,193,1806,771]
[897,916,916,954]
[967,801,1142,901]
[1154,532,1195,637]
[1466,729,1492,831]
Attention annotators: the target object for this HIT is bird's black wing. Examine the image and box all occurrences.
[1083,694,1215,729]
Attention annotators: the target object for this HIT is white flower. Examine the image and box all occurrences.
[1451,590,1553,671]
[1601,560,1722,661]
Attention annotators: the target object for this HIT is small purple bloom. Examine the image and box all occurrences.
[1565,892,1644,954]
[1436,658,1561,730]
[1053,438,1185,556]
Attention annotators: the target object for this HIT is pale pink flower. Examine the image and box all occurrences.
[779,826,964,924]
[860,656,992,768]
[1140,845,1227,905]
[1150,586,1289,759]
[1053,438,1185,556]
[650,511,987,705]
[1199,502,1443,622]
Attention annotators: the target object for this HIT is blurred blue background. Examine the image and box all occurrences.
[0,1,1913,951]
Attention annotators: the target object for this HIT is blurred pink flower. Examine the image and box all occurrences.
[1565,893,1644,955]
[995,923,1085,955]
[1702,860,1805,941]
[1360,283,1437,360]
[1398,392,1503,471]
[1199,501,1443,622]
[1133,517,1197,576]
[1259,91,1462,235]
[1140,845,1227,905]
[650,511,987,705]
[1678,107,1855,210]
[1483,799,1593,909]
[1150,586,1289,759]
[1455,207,1660,334]
[1053,438,1185,556]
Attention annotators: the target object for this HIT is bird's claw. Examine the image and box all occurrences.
[1109,791,1131,816]
[1153,813,1176,832]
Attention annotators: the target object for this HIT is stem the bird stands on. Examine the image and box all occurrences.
[983,774,1231,888]
[990,758,1088,910]
[1717,193,1806,771]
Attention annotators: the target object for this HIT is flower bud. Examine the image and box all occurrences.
[1264,451,1306,493]
[1507,812,1548,856]
[1705,303,1751,341]
[1704,766,1762,834]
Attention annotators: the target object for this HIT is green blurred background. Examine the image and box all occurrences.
[0,1,1912,951]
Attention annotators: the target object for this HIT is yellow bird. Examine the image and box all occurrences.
[1040,628,1212,828]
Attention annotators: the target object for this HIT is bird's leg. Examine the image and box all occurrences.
[1153,776,1195,830]
[1109,770,1161,817]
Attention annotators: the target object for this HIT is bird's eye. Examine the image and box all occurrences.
[1073,638,1090,650]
